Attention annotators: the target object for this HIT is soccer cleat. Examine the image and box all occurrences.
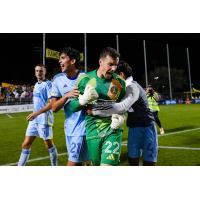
[160,128,165,135]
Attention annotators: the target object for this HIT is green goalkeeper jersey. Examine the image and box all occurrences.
[69,69,126,139]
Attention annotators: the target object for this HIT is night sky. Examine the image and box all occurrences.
[0,33,200,88]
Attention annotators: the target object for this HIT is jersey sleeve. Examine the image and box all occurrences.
[50,79,62,98]
[92,83,139,117]
[117,78,126,101]
[69,74,90,112]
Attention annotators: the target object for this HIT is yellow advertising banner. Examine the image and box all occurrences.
[46,48,84,61]
[192,88,200,93]
[46,48,60,60]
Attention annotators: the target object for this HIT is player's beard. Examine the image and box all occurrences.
[104,71,113,79]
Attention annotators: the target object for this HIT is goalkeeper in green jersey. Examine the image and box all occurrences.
[69,47,126,166]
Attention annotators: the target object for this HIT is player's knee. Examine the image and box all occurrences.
[22,142,31,149]
[44,139,54,149]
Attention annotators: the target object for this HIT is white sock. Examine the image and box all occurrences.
[18,148,31,166]
[48,145,58,166]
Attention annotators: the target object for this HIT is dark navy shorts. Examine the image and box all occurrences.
[128,122,158,162]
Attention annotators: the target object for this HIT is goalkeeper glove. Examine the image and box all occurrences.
[110,114,126,129]
[79,84,99,106]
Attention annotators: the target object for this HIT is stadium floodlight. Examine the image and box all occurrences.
[143,40,148,88]
[186,47,192,100]
[43,33,46,65]
[116,34,119,53]
[84,33,87,72]
[166,44,172,100]
[154,76,159,80]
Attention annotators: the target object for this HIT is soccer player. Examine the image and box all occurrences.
[89,61,158,166]
[50,47,95,166]
[146,86,165,134]
[18,64,58,166]
[69,47,126,166]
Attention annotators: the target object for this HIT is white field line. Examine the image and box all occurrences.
[158,127,200,137]
[0,112,64,119]
[121,127,200,145]
[6,114,13,118]
[122,141,200,151]
[2,127,200,166]
[122,142,200,150]
[158,146,200,150]
[4,144,200,166]
[2,152,67,166]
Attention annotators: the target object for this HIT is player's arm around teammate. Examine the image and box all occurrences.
[50,47,95,166]
[51,87,79,112]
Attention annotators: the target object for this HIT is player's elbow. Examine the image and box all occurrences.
[49,100,59,112]
[113,104,127,114]
[52,108,58,113]
[51,104,59,112]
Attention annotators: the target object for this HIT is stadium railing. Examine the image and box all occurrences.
[0,97,33,106]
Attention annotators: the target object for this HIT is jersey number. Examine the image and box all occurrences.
[104,141,120,154]
[70,142,81,154]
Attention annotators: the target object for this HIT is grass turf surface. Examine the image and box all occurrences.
[1,104,200,166]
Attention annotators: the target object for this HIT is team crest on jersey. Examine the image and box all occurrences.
[110,85,118,94]
[51,91,56,96]
[107,79,122,100]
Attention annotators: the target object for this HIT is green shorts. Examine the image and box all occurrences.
[86,132,122,166]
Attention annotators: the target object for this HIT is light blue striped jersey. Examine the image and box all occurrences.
[51,72,86,136]
[32,80,53,126]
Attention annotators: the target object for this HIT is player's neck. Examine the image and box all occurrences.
[96,68,103,78]
[37,78,45,83]
[65,68,78,78]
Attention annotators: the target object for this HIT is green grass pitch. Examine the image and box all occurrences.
[1,104,200,166]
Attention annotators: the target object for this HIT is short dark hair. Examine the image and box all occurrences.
[116,61,132,78]
[99,47,120,59]
[35,64,46,68]
[60,47,80,67]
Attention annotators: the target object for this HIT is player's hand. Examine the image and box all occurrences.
[26,112,38,121]
[66,87,80,98]
[110,114,126,129]
[79,84,99,106]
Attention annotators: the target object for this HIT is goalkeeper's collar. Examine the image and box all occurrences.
[126,76,133,87]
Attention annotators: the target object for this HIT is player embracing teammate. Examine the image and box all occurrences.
[18,47,158,166]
